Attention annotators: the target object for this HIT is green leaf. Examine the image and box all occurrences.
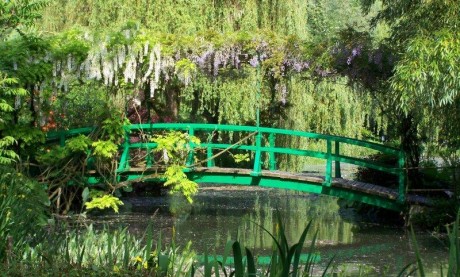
[122,185,133,192]
[92,140,118,159]
[82,187,90,203]
[84,194,124,213]
[232,241,244,277]
[66,135,92,153]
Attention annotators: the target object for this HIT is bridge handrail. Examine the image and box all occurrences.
[124,123,401,155]
[46,123,406,203]
[46,127,96,146]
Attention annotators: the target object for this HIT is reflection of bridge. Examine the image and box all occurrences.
[47,123,414,211]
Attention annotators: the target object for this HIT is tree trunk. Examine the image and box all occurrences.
[399,114,422,188]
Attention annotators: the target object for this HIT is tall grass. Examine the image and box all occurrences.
[400,210,460,277]
[3,223,195,276]
[196,211,333,277]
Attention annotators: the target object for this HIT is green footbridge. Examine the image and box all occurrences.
[47,123,418,212]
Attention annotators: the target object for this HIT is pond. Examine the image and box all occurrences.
[88,184,447,276]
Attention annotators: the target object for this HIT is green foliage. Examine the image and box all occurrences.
[392,30,460,114]
[0,73,29,164]
[0,0,48,36]
[0,136,17,164]
[37,135,92,165]
[0,74,27,114]
[163,165,198,204]
[50,28,90,62]
[66,134,92,153]
[175,58,197,85]
[445,211,460,276]
[36,144,68,165]
[45,82,109,129]
[84,194,124,213]
[198,212,332,277]
[92,140,118,159]
[0,166,49,262]
[151,131,200,202]
[152,131,200,164]
[101,112,130,143]
[38,0,310,37]
[361,0,460,170]
[232,153,250,164]
[3,220,195,275]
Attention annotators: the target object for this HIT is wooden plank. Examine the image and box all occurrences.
[115,165,411,202]
[332,178,398,200]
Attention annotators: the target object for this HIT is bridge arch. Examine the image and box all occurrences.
[47,123,408,211]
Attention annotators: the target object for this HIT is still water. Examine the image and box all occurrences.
[89,184,447,276]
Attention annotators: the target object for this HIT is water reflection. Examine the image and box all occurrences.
[88,184,447,275]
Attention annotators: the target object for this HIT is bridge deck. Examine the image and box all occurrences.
[48,123,416,211]
[117,166,428,209]
[196,167,399,199]
[122,166,397,198]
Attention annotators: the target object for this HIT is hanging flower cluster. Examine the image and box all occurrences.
[11,27,319,102]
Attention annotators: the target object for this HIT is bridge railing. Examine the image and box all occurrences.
[46,127,95,146]
[46,123,406,203]
[120,123,406,203]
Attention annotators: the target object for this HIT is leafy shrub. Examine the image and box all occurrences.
[355,153,398,188]
[0,167,49,262]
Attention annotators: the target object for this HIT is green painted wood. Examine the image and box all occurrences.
[398,152,406,203]
[268,133,277,170]
[47,127,95,141]
[129,142,158,148]
[126,170,402,210]
[200,143,328,159]
[335,141,341,178]
[117,130,131,173]
[59,133,65,147]
[123,123,401,154]
[146,146,152,168]
[186,127,195,167]
[207,147,214,167]
[48,122,408,211]
[333,155,400,175]
[321,187,403,211]
[251,131,262,176]
[324,139,332,187]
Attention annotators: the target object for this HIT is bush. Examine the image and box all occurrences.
[355,153,398,188]
[0,166,49,262]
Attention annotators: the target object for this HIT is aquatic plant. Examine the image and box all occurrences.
[4,223,195,276]
[196,211,333,277]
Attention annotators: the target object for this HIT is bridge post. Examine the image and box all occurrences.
[323,139,332,187]
[335,141,341,178]
[269,133,276,171]
[186,127,195,168]
[146,146,152,168]
[118,128,131,172]
[59,132,65,147]
[251,131,262,176]
[207,146,214,167]
[398,152,406,203]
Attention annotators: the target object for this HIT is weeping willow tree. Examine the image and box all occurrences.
[16,0,383,174]
[39,0,310,38]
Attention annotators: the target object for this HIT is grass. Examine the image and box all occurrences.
[195,211,334,277]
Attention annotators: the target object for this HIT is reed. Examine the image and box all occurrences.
[197,211,333,277]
